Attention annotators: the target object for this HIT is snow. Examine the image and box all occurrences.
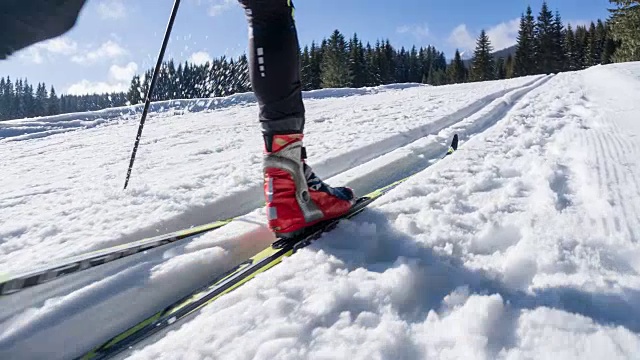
[0,76,540,273]
[2,63,640,360]
[0,84,427,143]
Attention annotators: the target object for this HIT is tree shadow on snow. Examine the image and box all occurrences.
[311,208,640,353]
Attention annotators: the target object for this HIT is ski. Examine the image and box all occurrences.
[0,219,232,296]
[78,134,458,360]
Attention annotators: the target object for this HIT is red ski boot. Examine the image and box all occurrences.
[263,133,356,238]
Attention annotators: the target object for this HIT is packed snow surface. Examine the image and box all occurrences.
[1,63,640,360]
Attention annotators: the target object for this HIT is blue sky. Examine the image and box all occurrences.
[2,0,609,95]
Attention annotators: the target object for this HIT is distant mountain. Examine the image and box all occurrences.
[462,45,516,67]
[492,45,517,60]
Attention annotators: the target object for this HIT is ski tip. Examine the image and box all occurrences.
[445,134,458,157]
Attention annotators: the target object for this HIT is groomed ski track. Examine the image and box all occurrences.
[0,74,550,359]
[2,63,640,359]
[0,75,547,296]
[0,75,545,273]
[118,66,640,360]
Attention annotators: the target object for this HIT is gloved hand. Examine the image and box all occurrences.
[0,0,88,59]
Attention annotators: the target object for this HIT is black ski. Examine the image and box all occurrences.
[0,219,232,296]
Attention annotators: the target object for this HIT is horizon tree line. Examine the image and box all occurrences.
[1,0,637,121]
[0,77,127,121]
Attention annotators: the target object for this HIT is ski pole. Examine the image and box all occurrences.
[124,0,182,190]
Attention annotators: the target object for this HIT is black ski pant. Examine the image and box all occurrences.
[237,0,306,144]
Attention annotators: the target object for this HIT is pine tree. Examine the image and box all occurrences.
[300,45,312,90]
[320,30,350,88]
[364,42,379,86]
[127,75,143,105]
[308,41,324,89]
[608,0,640,62]
[447,49,467,83]
[505,54,515,78]
[408,46,422,83]
[140,69,152,101]
[495,57,506,79]
[178,62,189,98]
[383,40,396,84]
[575,25,589,69]
[585,22,599,66]
[426,65,435,85]
[175,62,185,96]
[167,60,178,98]
[564,24,579,70]
[348,34,367,88]
[0,77,5,120]
[23,80,35,117]
[435,68,448,85]
[433,51,447,71]
[14,79,24,118]
[515,6,536,76]
[601,21,618,64]
[470,30,495,82]
[553,11,567,72]
[235,54,251,93]
[419,46,433,82]
[595,20,607,62]
[395,47,409,83]
[3,77,14,119]
[370,40,386,85]
[48,86,59,116]
[34,83,48,116]
[534,1,556,74]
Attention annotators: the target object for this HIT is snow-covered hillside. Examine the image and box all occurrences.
[1,63,640,359]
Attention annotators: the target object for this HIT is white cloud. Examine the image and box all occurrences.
[40,38,78,55]
[448,18,520,54]
[109,62,138,82]
[448,24,476,53]
[67,80,129,95]
[19,37,78,64]
[397,24,430,40]
[71,40,126,64]
[98,0,127,19]
[208,0,234,17]
[67,61,139,95]
[20,49,45,64]
[486,18,520,51]
[189,51,212,66]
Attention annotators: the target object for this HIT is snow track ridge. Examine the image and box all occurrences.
[340,75,554,195]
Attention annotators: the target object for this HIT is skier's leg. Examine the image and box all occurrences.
[237,0,304,139]
[238,0,355,237]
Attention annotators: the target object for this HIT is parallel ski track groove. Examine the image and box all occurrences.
[608,130,640,242]
[602,131,624,233]
[76,76,554,360]
[2,75,553,360]
[0,77,549,296]
[588,127,611,236]
[587,113,639,242]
